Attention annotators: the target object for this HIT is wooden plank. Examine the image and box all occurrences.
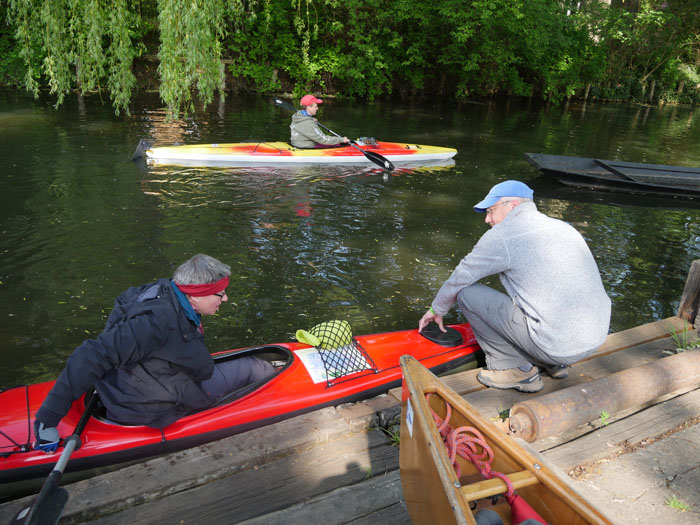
[238,469,410,525]
[592,316,688,358]
[388,317,685,404]
[80,429,400,524]
[678,259,700,326]
[344,502,411,525]
[336,393,400,431]
[0,407,353,522]
[542,387,700,473]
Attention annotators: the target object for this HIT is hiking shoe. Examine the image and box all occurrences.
[477,367,543,393]
[544,365,569,379]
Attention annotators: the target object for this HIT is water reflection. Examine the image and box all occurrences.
[138,162,457,207]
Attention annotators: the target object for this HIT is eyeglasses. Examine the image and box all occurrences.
[485,200,514,215]
[214,291,227,299]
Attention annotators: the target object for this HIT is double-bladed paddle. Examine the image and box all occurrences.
[11,392,99,525]
[274,98,395,171]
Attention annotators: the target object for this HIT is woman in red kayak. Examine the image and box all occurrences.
[290,94,350,148]
[33,254,273,451]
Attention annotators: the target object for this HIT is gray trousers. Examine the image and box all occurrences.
[457,284,594,370]
[200,356,274,400]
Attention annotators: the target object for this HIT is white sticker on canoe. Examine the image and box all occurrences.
[294,346,371,384]
[294,348,329,384]
[406,398,414,437]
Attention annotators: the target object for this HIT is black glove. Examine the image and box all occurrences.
[34,420,60,453]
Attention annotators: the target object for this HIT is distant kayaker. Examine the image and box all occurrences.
[290,94,350,148]
[33,254,273,451]
[418,180,611,393]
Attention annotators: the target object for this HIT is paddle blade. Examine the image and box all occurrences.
[131,139,152,161]
[11,487,69,525]
[363,149,395,171]
[273,98,296,112]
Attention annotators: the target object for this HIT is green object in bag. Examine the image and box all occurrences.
[295,329,321,347]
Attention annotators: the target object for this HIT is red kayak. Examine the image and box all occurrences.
[0,323,479,494]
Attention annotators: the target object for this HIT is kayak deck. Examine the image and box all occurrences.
[144,141,457,167]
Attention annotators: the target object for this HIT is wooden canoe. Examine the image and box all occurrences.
[525,152,700,199]
[398,355,612,525]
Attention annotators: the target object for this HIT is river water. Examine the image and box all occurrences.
[1,89,699,387]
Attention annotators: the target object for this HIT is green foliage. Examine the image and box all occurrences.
[665,494,691,512]
[2,0,700,116]
[157,0,226,118]
[666,321,700,355]
[379,425,400,446]
[6,0,139,114]
[0,3,26,85]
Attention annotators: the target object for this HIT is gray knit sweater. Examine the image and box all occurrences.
[431,201,611,357]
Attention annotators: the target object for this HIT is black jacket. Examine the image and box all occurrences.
[36,279,215,429]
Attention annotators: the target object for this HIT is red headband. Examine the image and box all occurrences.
[175,276,229,297]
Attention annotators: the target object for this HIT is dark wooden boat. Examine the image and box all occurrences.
[525,152,700,199]
[398,355,612,524]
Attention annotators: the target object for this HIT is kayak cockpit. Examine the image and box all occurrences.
[90,345,294,425]
[210,345,293,407]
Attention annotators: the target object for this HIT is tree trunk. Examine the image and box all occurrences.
[219,61,226,92]
[648,79,656,103]
[610,0,639,10]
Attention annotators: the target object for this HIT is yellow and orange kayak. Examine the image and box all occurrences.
[141,141,457,167]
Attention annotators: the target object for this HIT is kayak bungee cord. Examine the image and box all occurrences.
[0,385,33,457]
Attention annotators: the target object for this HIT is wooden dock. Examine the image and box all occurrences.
[1,262,699,524]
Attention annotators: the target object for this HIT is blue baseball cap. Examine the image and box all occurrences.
[473,180,534,212]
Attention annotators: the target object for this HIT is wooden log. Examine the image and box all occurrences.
[678,259,700,327]
[542,387,700,473]
[464,337,681,428]
[508,350,700,442]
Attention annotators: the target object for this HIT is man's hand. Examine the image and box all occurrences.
[34,420,60,453]
[418,308,446,333]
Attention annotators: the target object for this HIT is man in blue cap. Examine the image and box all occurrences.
[418,180,611,392]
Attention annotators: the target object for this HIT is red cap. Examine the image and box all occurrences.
[300,94,323,107]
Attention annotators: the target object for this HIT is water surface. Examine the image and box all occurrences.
[1,90,699,386]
